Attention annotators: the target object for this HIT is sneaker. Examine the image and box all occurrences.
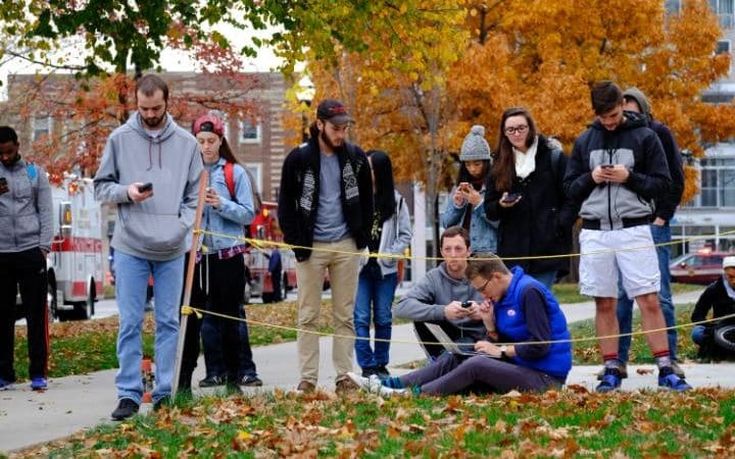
[153,396,171,412]
[670,361,686,378]
[111,398,140,421]
[30,377,47,391]
[198,375,225,388]
[335,377,359,395]
[596,364,628,380]
[240,375,263,387]
[0,378,14,390]
[595,368,623,393]
[347,372,407,397]
[296,380,315,393]
[375,366,391,378]
[361,367,378,378]
[658,367,692,392]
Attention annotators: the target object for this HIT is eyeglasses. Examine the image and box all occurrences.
[504,125,528,136]
[475,277,491,294]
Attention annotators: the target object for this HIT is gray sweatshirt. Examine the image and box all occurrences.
[0,159,52,253]
[94,113,203,261]
[394,262,486,337]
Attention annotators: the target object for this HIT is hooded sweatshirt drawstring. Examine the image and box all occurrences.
[146,138,163,171]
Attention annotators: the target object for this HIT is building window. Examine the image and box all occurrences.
[711,0,735,28]
[697,156,735,207]
[717,40,731,55]
[665,0,681,14]
[32,115,52,142]
[244,163,262,195]
[240,119,261,144]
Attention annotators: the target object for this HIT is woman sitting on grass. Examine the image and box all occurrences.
[348,253,572,396]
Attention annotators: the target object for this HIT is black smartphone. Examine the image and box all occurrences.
[501,192,521,203]
[138,182,153,193]
[461,301,473,309]
[0,177,7,194]
[601,164,615,169]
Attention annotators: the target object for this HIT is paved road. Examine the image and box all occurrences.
[2,287,727,454]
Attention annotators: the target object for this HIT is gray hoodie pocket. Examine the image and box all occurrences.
[121,209,187,254]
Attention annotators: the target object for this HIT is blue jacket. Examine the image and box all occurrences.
[441,185,498,253]
[495,266,572,380]
[201,158,255,251]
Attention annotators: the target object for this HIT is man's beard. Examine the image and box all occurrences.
[143,113,166,129]
[0,153,20,167]
[320,129,343,150]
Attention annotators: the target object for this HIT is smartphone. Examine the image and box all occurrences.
[501,192,521,203]
[138,182,153,193]
[461,301,473,309]
[459,182,470,191]
[600,164,615,169]
[0,177,7,194]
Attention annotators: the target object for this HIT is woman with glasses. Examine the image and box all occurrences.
[441,125,498,254]
[484,108,577,288]
[347,254,572,396]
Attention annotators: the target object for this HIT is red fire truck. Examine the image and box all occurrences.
[245,201,297,303]
[47,176,104,320]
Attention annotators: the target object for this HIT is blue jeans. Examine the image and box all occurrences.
[531,270,557,290]
[617,223,677,363]
[114,250,184,404]
[354,263,398,369]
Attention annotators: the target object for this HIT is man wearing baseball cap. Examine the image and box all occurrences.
[690,256,735,360]
[278,99,373,394]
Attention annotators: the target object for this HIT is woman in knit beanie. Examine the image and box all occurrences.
[440,125,498,254]
[484,107,577,288]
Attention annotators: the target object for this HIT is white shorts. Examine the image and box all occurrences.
[579,225,660,298]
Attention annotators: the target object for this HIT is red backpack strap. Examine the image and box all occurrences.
[224,161,235,198]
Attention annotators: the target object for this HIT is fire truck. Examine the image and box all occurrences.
[245,201,297,303]
[47,176,104,320]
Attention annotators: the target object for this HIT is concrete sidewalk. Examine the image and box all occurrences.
[0,288,729,454]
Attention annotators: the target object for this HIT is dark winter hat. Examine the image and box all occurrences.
[459,125,492,161]
[316,99,353,125]
[623,87,651,117]
[192,113,225,137]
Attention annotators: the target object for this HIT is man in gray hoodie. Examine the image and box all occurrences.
[394,226,486,359]
[94,74,203,420]
[0,126,52,392]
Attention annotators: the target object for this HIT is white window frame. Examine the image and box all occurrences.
[243,162,263,195]
[32,115,53,142]
[239,119,261,144]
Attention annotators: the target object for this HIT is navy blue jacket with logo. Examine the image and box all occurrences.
[563,112,671,231]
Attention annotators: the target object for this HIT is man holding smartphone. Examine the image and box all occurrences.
[0,126,53,392]
[564,81,690,393]
[94,74,203,420]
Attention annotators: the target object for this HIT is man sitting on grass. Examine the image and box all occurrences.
[348,253,572,396]
[690,256,735,361]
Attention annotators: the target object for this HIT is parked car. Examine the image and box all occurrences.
[670,250,731,285]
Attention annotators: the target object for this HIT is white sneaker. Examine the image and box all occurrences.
[347,372,408,397]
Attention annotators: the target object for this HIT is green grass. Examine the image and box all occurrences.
[551,282,702,304]
[20,389,735,458]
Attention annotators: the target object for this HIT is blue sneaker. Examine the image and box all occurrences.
[658,367,692,392]
[595,368,622,393]
[30,377,48,391]
[0,378,13,390]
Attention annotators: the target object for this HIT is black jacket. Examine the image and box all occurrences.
[277,137,373,261]
[484,136,577,276]
[691,277,735,326]
[563,112,671,231]
[649,119,684,222]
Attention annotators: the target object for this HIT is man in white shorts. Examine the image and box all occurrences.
[564,81,691,392]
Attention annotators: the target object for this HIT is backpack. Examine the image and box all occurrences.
[223,162,261,243]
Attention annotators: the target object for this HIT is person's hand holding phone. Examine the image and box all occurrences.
[205,186,221,208]
[499,191,522,208]
[445,300,471,320]
[452,184,467,206]
[594,164,628,184]
[128,182,153,202]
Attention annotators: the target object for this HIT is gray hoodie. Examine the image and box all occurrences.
[94,113,203,261]
[394,262,486,338]
[0,159,52,253]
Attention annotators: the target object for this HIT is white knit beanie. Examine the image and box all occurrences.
[459,125,492,161]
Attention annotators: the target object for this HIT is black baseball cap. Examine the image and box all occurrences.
[316,99,353,125]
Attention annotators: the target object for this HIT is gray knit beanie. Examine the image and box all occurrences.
[459,125,492,161]
[622,87,651,118]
